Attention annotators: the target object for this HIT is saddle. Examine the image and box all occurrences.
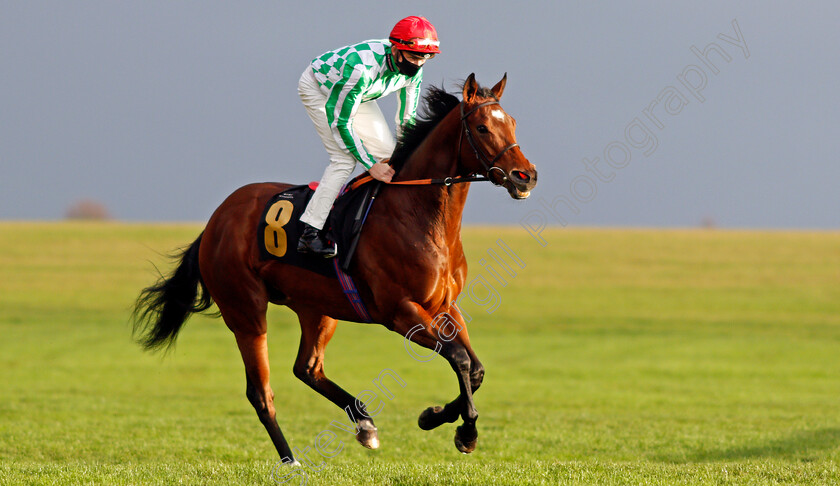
[257,178,380,277]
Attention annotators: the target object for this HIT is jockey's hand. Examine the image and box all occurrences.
[369,161,395,183]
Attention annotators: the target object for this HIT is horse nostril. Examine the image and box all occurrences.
[511,170,530,183]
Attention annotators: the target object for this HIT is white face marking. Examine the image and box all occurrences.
[491,109,505,121]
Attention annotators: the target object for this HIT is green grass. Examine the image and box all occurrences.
[1,222,839,485]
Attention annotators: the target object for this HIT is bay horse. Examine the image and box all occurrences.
[132,73,537,463]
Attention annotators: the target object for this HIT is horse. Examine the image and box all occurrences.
[132,73,538,463]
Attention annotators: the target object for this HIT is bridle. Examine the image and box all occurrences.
[458,100,520,186]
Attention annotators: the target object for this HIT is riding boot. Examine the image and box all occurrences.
[297,223,338,258]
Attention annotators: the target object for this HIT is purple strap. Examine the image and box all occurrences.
[333,259,372,323]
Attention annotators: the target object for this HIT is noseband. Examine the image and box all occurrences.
[458,100,520,186]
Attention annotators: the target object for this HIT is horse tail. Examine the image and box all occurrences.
[132,233,214,352]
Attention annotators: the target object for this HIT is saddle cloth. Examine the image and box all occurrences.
[257,179,379,277]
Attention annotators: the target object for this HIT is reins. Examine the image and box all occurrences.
[348,173,488,191]
[348,99,518,192]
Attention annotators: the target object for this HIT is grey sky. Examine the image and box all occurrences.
[2,1,838,228]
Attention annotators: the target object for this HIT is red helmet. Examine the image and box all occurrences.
[389,16,440,55]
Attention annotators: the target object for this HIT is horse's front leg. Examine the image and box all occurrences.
[442,344,481,453]
[395,303,483,453]
[418,348,484,420]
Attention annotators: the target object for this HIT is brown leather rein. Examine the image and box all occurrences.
[348,173,488,191]
[348,100,518,192]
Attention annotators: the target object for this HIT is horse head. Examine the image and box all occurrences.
[460,73,537,199]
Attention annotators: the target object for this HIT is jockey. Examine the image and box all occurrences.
[297,16,440,258]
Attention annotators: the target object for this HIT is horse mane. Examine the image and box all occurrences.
[390,85,460,174]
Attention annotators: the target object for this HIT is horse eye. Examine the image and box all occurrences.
[476,125,489,134]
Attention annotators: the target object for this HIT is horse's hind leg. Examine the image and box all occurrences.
[211,286,295,462]
[198,190,298,462]
[292,309,379,449]
[234,331,296,462]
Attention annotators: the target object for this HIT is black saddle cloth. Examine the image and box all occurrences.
[257,179,379,277]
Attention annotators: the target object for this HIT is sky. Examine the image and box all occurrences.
[2,1,839,228]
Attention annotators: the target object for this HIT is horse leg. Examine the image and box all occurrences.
[201,243,296,463]
[394,303,482,453]
[412,343,480,453]
[441,343,481,453]
[417,345,486,429]
[291,309,379,449]
[234,331,297,463]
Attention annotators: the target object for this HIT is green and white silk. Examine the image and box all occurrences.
[310,39,422,169]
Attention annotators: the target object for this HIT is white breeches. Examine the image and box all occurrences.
[297,67,396,229]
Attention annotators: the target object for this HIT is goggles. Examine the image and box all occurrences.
[390,36,440,55]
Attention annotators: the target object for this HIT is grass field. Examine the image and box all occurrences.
[1,222,839,485]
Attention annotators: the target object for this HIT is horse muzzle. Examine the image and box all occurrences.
[505,168,537,200]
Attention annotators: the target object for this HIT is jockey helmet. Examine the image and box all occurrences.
[389,16,440,56]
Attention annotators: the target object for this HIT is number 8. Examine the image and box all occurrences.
[264,200,294,257]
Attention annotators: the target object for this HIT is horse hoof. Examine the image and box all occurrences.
[269,457,302,482]
[418,406,444,430]
[356,427,380,449]
[454,425,477,454]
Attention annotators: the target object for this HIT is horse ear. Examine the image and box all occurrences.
[463,73,478,102]
[491,73,507,100]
